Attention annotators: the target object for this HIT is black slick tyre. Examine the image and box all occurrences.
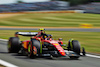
[72,40,80,55]
[68,40,81,59]
[8,37,21,53]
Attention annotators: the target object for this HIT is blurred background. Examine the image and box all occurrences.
[0,0,100,13]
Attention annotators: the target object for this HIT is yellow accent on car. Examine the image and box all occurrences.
[70,39,74,49]
[28,45,31,52]
[71,54,74,56]
[54,44,59,45]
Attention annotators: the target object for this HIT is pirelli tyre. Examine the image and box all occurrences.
[68,40,81,59]
[28,39,41,58]
[72,40,80,55]
[8,37,21,53]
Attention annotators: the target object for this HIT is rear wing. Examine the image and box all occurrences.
[15,32,38,36]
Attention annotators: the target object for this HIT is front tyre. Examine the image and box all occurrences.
[72,40,80,55]
[68,40,81,59]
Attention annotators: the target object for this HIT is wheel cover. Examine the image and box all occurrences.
[33,46,37,55]
[8,41,11,52]
[8,41,11,48]
[28,45,37,56]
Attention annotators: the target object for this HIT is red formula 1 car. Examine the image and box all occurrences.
[8,28,85,59]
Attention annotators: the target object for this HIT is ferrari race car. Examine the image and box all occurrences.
[8,28,86,59]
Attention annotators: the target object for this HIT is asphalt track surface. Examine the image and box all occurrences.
[0,40,100,67]
[0,28,100,32]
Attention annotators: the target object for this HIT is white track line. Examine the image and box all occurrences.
[86,54,100,59]
[0,59,18,67]
[0,39,8,41]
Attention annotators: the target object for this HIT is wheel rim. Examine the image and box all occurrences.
[33,46,37,55]
[28,45,37,57]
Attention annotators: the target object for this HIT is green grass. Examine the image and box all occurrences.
[0,30,100,54]
[0,13,100,27]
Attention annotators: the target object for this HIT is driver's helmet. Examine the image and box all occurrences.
[38,28,45,32]
[39,28,45,33]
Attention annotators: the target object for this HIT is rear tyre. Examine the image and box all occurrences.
[28,39,41,59]
[8,37,21,53]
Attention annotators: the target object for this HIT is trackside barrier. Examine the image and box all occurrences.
[0,10,85,14]
[75,10,85,13]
